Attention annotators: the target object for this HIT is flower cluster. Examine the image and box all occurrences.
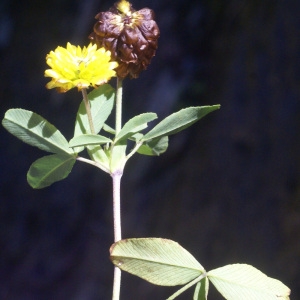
[45,43,118,92]
[89,0,160,79]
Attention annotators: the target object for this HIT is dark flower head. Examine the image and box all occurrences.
[89,0,160,79]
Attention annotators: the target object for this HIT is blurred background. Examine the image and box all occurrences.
[0,0,299,299]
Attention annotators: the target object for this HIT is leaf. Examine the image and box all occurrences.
[110,238,204,286]
[87,145,110,172]
[103,123,116,135]
[74,84,115,136]
[137,136,169,156]
[115,113,157,143]
[2,109,73,155]
[194,277,209,300]
[27,154,76,189]
[142,105,220,141]
[207,264,291,300]
[110,141,127,173]
[69,134,112,148]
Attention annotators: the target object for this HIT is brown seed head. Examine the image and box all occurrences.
[89,0,160,79]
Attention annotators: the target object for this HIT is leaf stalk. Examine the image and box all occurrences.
[167,274,206,300]
[82,88,95,134]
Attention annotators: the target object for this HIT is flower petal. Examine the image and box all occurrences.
[45,43,118,93]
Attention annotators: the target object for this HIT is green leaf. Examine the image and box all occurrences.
[2,109,73,155]
[137,136,169,156]
[115,113,157,143]
[142,105,220,141]
[74,84,115,136]
[87,145,110,172]
[103,123,116,135]
[194,277,209,300]
[110,141,127,173]
[27,154,76,189]
[128,132,143,142]
[69,134,112,148]
[110,238,205,286]
[207,264,291,300]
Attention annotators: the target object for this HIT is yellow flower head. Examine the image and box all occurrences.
[45,43,118,93]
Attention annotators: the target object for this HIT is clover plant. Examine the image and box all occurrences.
[2,1,290,299]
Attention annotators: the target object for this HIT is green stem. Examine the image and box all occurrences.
[112,266,122,300]
[112,171,122,300]
[166,274,206,300]
[112,171,122,242]
[126,141,143,161]
[115,78,123,136]
[76,156,110,174]
[82,88,95,134]
[112,77,124,300]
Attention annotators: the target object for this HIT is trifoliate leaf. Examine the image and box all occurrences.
[207,264,290,300]
[137,136,169,156]
[142,105,220,141]
[2,109,73,155]
[115,113,157,143]
[110,238,205,286]
[69,134,112,148]
[27,154,76,189]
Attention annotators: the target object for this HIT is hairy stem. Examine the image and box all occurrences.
[112,171,122,300]
[112,171,122,242]
[126,141,143,161]
[112,77,124,300]
[112,267,122,300]
[82,88,95,134]
[76,156,110,174]
[115,78,123,136]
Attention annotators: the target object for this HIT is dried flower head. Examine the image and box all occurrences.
[89,0,160,79]
[45,43,118,93]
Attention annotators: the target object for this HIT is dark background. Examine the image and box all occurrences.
[1,0,299,299]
